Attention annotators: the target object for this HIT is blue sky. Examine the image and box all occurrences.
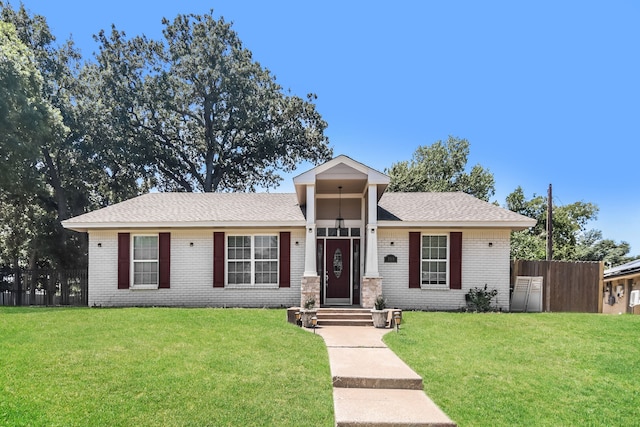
[17,0,640,255]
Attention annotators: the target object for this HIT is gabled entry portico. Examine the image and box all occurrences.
[294,155,389,308]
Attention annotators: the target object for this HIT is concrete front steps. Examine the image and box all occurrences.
[316,308,373,327]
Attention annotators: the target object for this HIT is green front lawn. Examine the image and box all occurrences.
[3,308,639,427]
[385,312,640,426]
[0,307,333,427]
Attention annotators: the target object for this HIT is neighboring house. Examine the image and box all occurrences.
[603,259,640,315]
[62,155,536,310]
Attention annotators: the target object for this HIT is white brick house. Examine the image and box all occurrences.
[62,155,535,310]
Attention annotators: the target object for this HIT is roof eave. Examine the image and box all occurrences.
[604,269,640,280]
[61,220,307,232]
[378,220,536,230]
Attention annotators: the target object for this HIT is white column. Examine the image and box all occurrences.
[365,184,380,277]
[303,184,318,277]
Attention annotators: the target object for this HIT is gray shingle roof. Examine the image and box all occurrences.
[62,193,305,228]
[378,192,535,226]
[62,191,535,230]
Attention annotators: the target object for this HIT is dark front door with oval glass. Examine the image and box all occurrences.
[325,239,351,304]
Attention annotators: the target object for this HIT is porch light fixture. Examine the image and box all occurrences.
[335,186,345,230]
[393,311,402,333]
[295,311,301,327]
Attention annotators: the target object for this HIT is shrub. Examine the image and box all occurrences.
[465,285,498,312]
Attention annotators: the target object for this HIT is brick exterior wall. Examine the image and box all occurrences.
[377,228,512,311]
[88,229,304,307]
[87,227,512,310]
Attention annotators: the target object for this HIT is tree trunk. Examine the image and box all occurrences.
[42,147,69,221]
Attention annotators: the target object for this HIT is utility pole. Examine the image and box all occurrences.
[546,184,553,261]
[546,184,553,312]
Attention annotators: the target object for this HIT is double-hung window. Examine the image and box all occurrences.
[227,235,278,286]
[132,235,159,288]
[421,235,448,287]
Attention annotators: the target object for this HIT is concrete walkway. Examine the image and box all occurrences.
[315,326,456,427]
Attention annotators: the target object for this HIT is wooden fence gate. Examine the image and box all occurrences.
[511,260,603,313]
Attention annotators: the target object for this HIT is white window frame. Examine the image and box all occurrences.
[420,234,449,290]
[131,234,159,290]
[226,234,279,288]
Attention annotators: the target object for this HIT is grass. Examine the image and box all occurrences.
[0,307,333,427]
[4,308,639,427]
[384,312,640,426]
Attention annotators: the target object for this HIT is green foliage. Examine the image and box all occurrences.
[385,312,640,426]
[374,294,386,310]
[505,186,614,261]
[304,296,316,309]
[464,285,498,312]
[0,308,334,426]
[0,4,331,270]
[387,136,495,201]
[575,229,638,266]
[90,12,332,192]
[0,15,73,269]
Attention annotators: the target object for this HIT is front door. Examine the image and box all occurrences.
[325,239,351,305]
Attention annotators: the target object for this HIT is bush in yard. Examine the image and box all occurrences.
[465,284,498,312]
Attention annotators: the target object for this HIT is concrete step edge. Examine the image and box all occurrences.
[317,314,373,320]
[318,308,371,314]
[333,376,424,390]
[318,321,374,327]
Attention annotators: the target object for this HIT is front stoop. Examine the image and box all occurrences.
[316,308,373,327]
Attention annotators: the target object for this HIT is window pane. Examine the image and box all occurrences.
[133,236,158,260]
[254,235,277,260]
[228,261,250,284]
[255,261,277,284]
[134,261,157,285]
[351,228,360,237]
[317,228,327,237]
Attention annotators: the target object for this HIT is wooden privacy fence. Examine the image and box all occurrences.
[511,260,604,313]
[0,269,88,307]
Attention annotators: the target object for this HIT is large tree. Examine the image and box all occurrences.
[0,19,65,270]
[89,11,332,192]
[574,230,637,266]
[1,3,145,268]
[386,136,495,201]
